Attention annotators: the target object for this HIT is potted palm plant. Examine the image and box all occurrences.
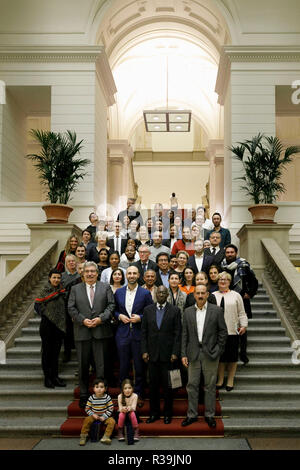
[26,129,90,223]
[230,133,300,223]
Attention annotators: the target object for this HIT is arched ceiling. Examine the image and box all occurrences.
[95,0,230,141]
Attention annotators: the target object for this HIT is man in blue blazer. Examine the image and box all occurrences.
[114,265,153,402]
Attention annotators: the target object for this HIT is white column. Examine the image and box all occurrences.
[215,46,300,240]
[0,45,116,226]
[206,140,224,216]
[107,139,135,217]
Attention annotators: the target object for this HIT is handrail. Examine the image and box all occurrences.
[0,239,58,346]
[261,238,300,342]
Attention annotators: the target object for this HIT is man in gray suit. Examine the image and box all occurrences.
[68,261,115,408]
[181,284,227,428]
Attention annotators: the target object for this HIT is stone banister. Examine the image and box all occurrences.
[0,239,58,348]
[261,238,300,344]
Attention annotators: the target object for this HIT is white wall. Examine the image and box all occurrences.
[0,89,27,201]
[133,161,209,210]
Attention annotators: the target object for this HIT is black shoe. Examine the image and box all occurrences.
[44,378,55,389]
[226,386,234,392]
[164,417,172,424]
[240,355,249,365]
[146,415,159,424]
[205,417,216,428]
[53,377,66,387]
[216,381,225,390]
[181,417,197,427]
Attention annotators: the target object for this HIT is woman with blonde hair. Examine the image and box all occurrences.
[56,235,80,273]
[213,271,248,392]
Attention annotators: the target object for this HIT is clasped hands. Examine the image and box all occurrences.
[92,413,105,421]
[83,317,102,328]
[142,353,178,363]
[119,313,141,324]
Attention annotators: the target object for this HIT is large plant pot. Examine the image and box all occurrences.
[42,203,73,224]
[248,204,278,224]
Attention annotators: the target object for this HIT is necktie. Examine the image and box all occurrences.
[116,237,119,253]
[156,305,164,329]
[142,263,147,273]
[212,247,216,255]
[90,285,95,306]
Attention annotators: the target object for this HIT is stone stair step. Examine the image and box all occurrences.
[223,418,300,437]
[247,327,286,336]
[221,406,300,417]
[0,406,68,419]
[234,374,300,384]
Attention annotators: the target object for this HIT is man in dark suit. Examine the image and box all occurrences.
[141,285,181,424]
[114,265,153,402]
[107,221,128,255]
[132,245,157,285]
[68,261,115,408]
[117,198,143,226]
[181,284,227,428]
[202,231,225,273]
[187,239,205,274]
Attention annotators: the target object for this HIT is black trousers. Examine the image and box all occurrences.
[63,312,75,355]
[39,316,64,381]
[148,360,173,418]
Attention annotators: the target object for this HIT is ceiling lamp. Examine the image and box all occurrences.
[143,56,192,132]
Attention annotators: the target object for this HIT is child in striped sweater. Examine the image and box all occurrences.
[79,377,115,446]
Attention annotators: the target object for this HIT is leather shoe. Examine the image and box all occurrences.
[205,416,217,428]
[44,378,55,389]
[216,381,225,390]
[226,385,234,392]
[53,377,66,387]
[164,417,172,424]
[240,355,249,365]
[181,417,197,427]
[146,415,159,424]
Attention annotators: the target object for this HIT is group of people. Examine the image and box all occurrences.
[34,197,258,445]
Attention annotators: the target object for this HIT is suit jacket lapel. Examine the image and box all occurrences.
[202,302,211,339]
[81,282,92,310]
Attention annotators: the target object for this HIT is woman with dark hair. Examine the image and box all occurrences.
[179,266,196,295]
[208,264,220,293]
[110,268,126,293]
[185,271,217,308]
[97,248,110,277]
[175,250,189,280]
[100,251,127,284]
[34,269,67,388]
[88,231,110,263]
[56,235,80,273]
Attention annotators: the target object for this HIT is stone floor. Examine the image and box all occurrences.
[1,437,300,451]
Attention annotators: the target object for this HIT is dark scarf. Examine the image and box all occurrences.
[35,284,67,333]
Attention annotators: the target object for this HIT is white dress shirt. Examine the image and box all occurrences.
[194,254,204,272]
[86,283,96,308]
[210,246,220,255]
[125,285,138,317]
[196,302,207,343]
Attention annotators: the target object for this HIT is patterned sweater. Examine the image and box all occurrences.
[85,393,114,420]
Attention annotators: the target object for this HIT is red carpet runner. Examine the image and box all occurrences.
[60,383,224,437]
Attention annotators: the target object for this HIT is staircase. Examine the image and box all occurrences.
[1,282,300,437]
[0,283,77,437]
[220,284,300,437]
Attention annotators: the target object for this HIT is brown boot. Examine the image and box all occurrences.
[101,434,112,445]
[133,427,140,441]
